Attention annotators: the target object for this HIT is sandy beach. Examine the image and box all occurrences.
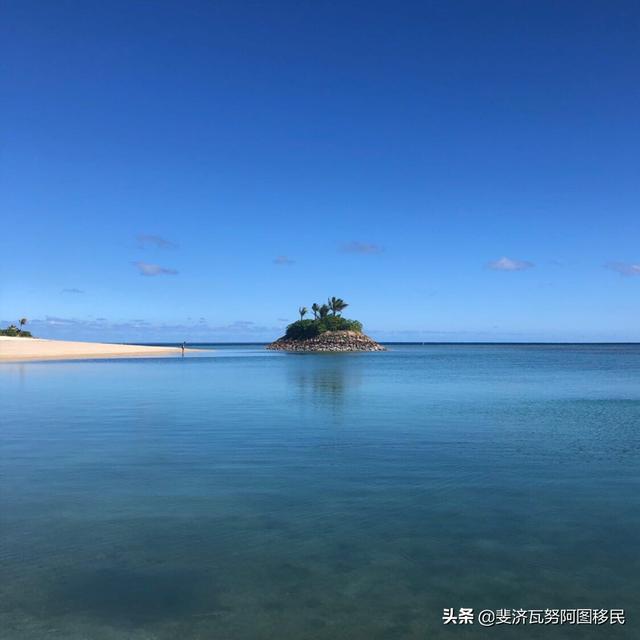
[0,336,194,362]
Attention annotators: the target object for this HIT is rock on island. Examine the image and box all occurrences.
[267,329,385,352]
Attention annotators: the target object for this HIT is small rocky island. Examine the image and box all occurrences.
[267,297,385,352]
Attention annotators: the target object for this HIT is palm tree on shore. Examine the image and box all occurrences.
[319,304,330,319]
[311,303,320,319]
[298,306,308,320]
[19,318,28,335]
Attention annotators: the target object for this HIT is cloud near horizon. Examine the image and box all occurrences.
[273,256,295,265]
[3,316,280,342]
[605,261,640,276]
[137,234,177,249]
[132,261,178,276]
[61,288,84,294]
[341,241,384,255]
[487,256,534,271]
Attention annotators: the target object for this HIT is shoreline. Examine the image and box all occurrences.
[0,336,199,362]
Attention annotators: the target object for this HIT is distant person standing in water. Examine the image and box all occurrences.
[181,342,185,357]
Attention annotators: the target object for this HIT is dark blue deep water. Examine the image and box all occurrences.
[1,344,639,639]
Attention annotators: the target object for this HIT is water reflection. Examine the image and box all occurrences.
[286,355,362,409]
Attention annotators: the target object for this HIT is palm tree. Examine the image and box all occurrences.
[298,306,308,320]
[311,303,320,319]
[319,304,330,319]
[334,298,348,316]
[19,318,27,335]
[328,297,348,316]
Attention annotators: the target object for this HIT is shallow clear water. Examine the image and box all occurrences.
[1,344,639,639]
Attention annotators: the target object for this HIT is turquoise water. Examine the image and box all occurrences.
[1,344,639,639]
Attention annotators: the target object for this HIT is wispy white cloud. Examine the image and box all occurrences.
[487,256,534,271]
[273,256,295,265]
[341,241,384,255]
[132,261,178,276]
[605,262,640,276]
[61,288,84,294]
[137,234,177,249]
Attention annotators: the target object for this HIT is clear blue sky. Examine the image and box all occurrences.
[1,1,639,342]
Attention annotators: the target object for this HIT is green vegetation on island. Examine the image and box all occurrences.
[285,297,363,340]
[0,318,32,337]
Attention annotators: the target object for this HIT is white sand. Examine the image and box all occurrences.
[0,336,194,362]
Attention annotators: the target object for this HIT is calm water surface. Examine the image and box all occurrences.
[1,345,639,639]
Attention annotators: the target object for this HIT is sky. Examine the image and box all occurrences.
[1,0,639,342]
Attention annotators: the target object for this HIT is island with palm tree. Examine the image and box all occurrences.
[0,318,32,337]
[266,297,385,352]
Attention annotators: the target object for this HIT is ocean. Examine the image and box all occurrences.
[1,344,638,639]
